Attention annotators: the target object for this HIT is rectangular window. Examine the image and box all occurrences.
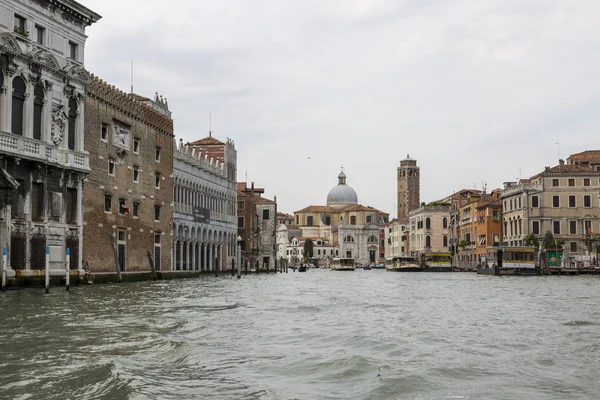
[584,195,591,208]
[552,195,560,208]
[238,201,244,210]
[118,198,126,215]
[366,215,372,223]
[108,158,115,176]
[155,147,161,162]
[584,178,590,187]
[104,194,112,212]
[552,179,559,187]
[531,196,539,208]
[66,188,77,224]
[14,14,26,33]
[351,216,356,225]
[31,182,44,222]
[133,166,139,183]
[263,209,270,220]
[35,24,45,44]
[518,197,522,208]
[325,216,331,225]
[568,178,575,187]
[101,123,108,141]
[569,220,577,235]
[570,242,578,253]
[553,220,560,235]
[133,202,139,217]
[569,195,576,208]
[296,215,299,224]
[532,220,540,235]
[155,173,161,189]
[154,205,161,221]
[307,216,313,226]
[238,216,244,228]
[133,137,140,154]
[69,41,78,60]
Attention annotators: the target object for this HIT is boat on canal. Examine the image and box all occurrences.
[363,265,372,270]
[422,252,453,272]
[330,258,356,271]
[385,256,423,272]
[477,246,538,276]
[298,264,307,272]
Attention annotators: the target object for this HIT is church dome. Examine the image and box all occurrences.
[327,170,358,206]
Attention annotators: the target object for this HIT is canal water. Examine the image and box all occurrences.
[1,270,599,400]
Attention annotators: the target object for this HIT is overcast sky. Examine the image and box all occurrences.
[82,0,600,216]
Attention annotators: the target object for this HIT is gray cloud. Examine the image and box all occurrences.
[82,0,600,214]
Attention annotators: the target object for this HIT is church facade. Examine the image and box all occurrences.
[290,171,389,266]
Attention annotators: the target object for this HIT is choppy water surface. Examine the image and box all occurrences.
[1,271,600,400]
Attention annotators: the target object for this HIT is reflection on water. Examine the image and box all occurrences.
[1,271,600,400]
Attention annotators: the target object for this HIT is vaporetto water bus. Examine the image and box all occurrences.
[478,246,538,276]
[330,258,356,271]
[422,252,453,272]
[385,256,423,272]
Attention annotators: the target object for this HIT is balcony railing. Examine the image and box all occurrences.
[0,131,89,171]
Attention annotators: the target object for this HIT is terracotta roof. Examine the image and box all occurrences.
[567,150,600,164]
[255,196,274,203]
[188,136,224,146]
[295,205,332,213]
[340,204,386,213]
[532,164,597,177]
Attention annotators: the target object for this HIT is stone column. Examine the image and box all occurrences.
[178,238,183,270]
[208,243,213,272]
[191,241,196,270]
[203,243,207,272]
[76,177,83,270]
[172,239,177,270]
[186,240,191,270]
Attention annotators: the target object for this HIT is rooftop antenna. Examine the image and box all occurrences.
[555,142,560,162]
[518,166,522,181]
[245,170,247,184]
[209,113,212,137]
[481,181,487,194]
[130,61,134,94]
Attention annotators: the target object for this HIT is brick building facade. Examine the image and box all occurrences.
[82,77,173,272]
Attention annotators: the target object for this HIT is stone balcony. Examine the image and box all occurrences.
[0,131,89,172]
[501,183,543,198]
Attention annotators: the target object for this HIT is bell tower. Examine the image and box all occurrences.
[397,155,420,220]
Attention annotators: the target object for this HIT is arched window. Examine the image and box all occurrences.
[11,76,26,135]
[443,217,448,229]
[68,97,77,150]
[426,236,431,247]
[425,217,431,229]
[33,85,44,140]
[443,236,448,247]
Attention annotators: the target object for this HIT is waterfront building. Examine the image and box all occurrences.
[397,155,420,221]
[408,204,451,256]
[439,189,481,264]
[501,159,600,255]
[276,222,301,265]
[172,136,237,271]
[0,0,100,277]
[237,182,277,270]
[384,219,409,259]
[293,170,389,266]
[83,78,173,272]
[277,234,336,266]
[456,190,502,269]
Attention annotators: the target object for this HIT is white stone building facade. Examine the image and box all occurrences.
[172,138,237,271]
[408,205,451,256]
[0,0,100,278]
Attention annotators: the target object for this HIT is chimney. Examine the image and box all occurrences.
[559,159,564,166]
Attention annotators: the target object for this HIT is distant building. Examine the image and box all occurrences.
[276,223,302,265]
[277,212,294,225]
[237,182,277,270]
[293,170,389,266]
[501,160,600,255]
[0,0,100,278]
[566,150,600,171]
[384,219,409,259]
[172,136,237,272]
[83,77,173,273]
[397,155,420,221]
[408,204,451,256]
[438,189,481,263]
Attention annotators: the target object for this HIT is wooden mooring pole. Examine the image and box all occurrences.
[1,248,6,292]
[65,248,70,291]
[45,246,50,294]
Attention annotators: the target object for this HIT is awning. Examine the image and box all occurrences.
[0,167,19,189]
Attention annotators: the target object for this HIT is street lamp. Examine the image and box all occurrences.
[237,236,242,279]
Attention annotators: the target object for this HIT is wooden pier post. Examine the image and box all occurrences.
[1,248,6,292]
[45,246,50,294]
[65,248,70,291]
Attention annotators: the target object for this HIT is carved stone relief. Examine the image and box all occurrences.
[51,105,67,146]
